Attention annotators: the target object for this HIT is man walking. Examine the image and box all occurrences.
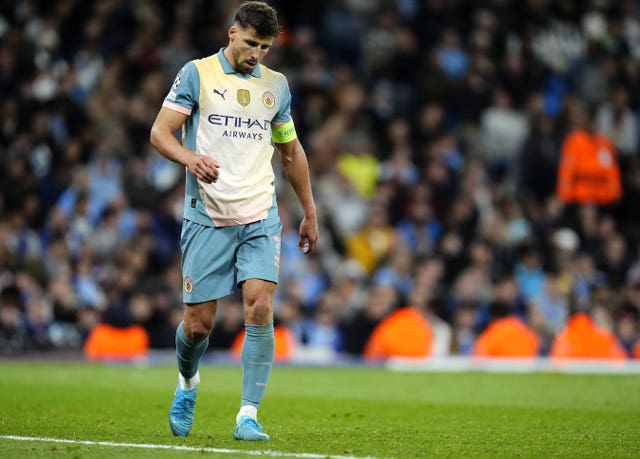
[150,1,318,441]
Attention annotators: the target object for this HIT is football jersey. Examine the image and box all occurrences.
[163,48,293,227]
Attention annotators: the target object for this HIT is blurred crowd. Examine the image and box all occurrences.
[1,0,640,360]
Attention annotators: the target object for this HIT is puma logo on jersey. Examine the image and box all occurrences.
[213,88,227,100]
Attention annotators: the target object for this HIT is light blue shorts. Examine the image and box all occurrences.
[180,206,282,303]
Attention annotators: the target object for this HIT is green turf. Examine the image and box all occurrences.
[0,361,638,458]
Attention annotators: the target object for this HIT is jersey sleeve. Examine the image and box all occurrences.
[163,61,200,116]
[272,77,293,124]
[271,76,297,143]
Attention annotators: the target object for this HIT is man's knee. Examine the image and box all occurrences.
[245,299,272,324]
[242,280,275,324]
[184,302,216,342]
[184,321,211,343]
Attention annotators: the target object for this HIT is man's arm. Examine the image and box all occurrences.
[150,107,220,184]
[275,138,318,253]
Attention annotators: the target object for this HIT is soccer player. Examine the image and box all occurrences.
[149,1,318,441]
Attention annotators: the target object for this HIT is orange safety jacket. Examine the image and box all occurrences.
[550,313,627,360]
[84,323,149,361]
[556,129,622,204]
[363,307,433,359]
[472,316,540,358]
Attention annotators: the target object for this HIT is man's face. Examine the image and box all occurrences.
[227,24,274,74]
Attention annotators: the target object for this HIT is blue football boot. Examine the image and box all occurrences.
[234,416,270,441]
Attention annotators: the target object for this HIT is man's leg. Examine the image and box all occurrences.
[169,301,217,437]
[234,279,275,441]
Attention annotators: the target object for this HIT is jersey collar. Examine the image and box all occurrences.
[217,48,262,79]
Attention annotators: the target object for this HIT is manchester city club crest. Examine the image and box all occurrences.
[262,91,275,109]
[237,89,250,107]
[183,276,193,294]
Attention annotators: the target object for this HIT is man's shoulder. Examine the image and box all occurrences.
[258,63,287,84]
[192,54,221,71]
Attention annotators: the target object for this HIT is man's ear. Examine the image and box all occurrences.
[228,25,237,42]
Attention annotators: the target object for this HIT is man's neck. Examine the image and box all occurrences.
[222,47,237,73]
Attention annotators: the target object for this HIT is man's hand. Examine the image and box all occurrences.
[298,215,319,254]
[187,153,220,184]
[150,108,220,184]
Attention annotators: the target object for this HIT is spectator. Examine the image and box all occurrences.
[613,305,638,357]
[394,189,442,260]
[480,88,529,185]
[372,242,415,299]
[408,283,452,357]
[339,284,398,356]
[329,259,368,318]
[595,85,639,166]
[0,285,28,354]
[514,245,546,305]
[518,114,561,204]
[346,204,396,275]
[305,292,342,352]
[336,132,380,199]
[528,273,569,352]
[435,28,469,82]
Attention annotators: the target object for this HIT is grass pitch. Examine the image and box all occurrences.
[0,360,638,458]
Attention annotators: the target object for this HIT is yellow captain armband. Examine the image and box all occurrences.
[272,120,297,144]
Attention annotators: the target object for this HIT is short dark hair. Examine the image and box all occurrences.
[234,1,279,38]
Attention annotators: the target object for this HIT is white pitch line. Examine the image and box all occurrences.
[0,435,394,459]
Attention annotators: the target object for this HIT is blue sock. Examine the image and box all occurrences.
[240,323,275,408]
[175,321,209,379]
